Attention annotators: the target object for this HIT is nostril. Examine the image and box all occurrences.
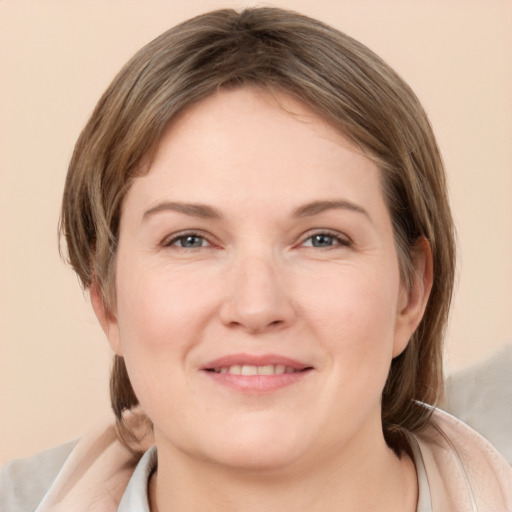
[218,283,296,333]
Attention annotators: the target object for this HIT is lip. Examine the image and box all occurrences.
[202,353,311,371]
[201,353,314,393]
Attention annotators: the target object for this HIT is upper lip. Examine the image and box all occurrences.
[202,353,312,371]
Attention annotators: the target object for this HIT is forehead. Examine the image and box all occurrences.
[164,86,360,154]
[122,86,385,222]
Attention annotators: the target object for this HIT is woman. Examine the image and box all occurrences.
[2,7,511,511]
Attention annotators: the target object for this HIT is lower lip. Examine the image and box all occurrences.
[202,370,312,393]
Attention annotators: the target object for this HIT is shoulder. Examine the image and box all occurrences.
[0,440,78,512]
[415,407,512,511]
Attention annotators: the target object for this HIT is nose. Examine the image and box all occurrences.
[219,252,296,334]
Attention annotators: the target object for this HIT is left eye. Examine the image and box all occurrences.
[302,233,349,248]
[166,234,209,248]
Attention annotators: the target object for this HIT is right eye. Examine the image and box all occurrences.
[163,233,210,248]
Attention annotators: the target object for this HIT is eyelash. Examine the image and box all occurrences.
[299,229,351,249]
[162,231,213,249]
[161,230,351,250]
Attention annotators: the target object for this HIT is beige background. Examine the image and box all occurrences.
[1,0,511,465]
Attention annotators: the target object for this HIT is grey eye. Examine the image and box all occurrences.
[302,232,350,248]
[310,234,335,247]
[179,235,205,248]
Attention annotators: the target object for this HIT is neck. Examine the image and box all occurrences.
[149,427,417,512]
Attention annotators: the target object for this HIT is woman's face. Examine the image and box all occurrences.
[95,87,425,471]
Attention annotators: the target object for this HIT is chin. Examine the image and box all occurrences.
[206,440,303,472]
[189,421,307,472]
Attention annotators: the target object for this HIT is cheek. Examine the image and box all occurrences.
[113,272,195,419]
[115,261,213,351]
[112,258,227,410]
[301,261,400,364]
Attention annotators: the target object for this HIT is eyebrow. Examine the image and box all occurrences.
[143,201,222,220]
[292,200,371,220]
[142,199,370,222]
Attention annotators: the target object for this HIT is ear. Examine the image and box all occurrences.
[90,282,123,356]
[393,237,433,357]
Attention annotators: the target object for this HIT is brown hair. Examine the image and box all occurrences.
[60,7,456,455]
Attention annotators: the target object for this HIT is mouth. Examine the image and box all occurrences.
[201,354,313,393]
[205,364,308,375]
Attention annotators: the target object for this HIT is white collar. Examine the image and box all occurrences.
[117,446,156,512]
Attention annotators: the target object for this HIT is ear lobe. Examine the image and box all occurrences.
[393,237,433,357]
[90,282,123,356]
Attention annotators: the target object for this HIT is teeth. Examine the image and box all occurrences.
[241,365,258,375]
[258,365,274,375]
[275,364,286,374]
[215,364,300,375]
[228,365,242,375]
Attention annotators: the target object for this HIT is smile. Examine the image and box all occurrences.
[201,354,313,393]
[207,364,303,375]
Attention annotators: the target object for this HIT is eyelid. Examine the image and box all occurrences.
[161,229,215,248]
[298,229,352,248]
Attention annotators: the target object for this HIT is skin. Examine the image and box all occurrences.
[92,87,431,511]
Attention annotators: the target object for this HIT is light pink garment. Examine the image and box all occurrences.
[34,408,512,512]
[415,409,512,511]
[34,412,153,512]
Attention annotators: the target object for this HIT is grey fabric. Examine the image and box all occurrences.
[444,343,512,465]
[0,439,77,512]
